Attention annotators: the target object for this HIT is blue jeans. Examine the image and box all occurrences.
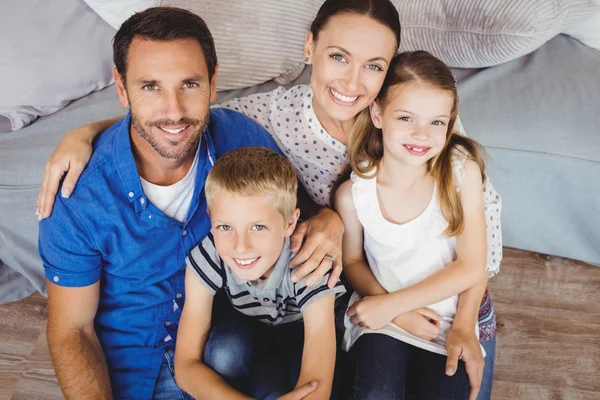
[350,333,470,400]
[152,348,193,400]
[477,335,497,400]
[202,293,305,400]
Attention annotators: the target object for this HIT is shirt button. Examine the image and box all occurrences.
[182,229,187,236]
[176,293,182,299]
[128,192,134,198]
[165,322,171,327]
[140,198,145,205]
[53,276,59,283]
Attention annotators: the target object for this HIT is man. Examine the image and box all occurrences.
[39,8,343,399]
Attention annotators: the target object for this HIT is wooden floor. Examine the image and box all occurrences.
[0,248,599,400]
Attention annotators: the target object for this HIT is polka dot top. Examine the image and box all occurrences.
[216,84,502,276]
[217,85,348,207]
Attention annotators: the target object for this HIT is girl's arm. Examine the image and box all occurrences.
[335,180,442,339]
[334,180,387,297]
[387,159,488,310]
[348,160,488,328]
[295,295,337,399]
[37,116,122,219]
[174,267,251,400]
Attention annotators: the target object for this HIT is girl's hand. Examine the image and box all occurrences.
[347,294,397,330]
[36,127,95,220]
[392,308,442,341]
[445,327,484,400]
[276,381,318,400]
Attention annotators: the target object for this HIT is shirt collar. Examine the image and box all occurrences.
[113,112,217,209]
[249,237,293,291]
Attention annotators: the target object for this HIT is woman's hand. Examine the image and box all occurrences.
[289,207,344,288]
[36,127,95,220]
[276,381,318,400]
[392,308,442,341]
[445,326,484,400]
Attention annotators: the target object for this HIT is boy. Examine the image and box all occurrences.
[175,147,346,399]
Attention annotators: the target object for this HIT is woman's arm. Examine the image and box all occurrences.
[174,267,251,400]
[295,295,337,399]
[348,160,488,329]
[37,116,122,219]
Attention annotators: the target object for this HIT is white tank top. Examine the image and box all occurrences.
[343,155,484,357]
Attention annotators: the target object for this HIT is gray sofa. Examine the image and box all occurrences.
[1,28,599,303]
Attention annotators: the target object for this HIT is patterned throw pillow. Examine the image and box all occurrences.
[395,0,600,67]
[161,0,322,91]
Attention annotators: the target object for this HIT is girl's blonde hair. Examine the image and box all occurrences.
[348,50,486,236]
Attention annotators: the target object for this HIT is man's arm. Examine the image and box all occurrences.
[295,295,337,399]
[174,267,251,400]
[46,280,112,400]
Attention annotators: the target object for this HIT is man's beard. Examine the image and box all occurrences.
[130,111,210,160]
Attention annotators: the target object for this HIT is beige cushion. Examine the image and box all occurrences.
[161,0,321,91]
[396,0,600,67]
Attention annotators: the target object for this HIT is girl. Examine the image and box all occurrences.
[335,50,493,399]
[36,1,500,397]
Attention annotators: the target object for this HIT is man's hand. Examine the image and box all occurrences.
[289,207,344,288]
[277,381,318,400]
[392,308,442,341]
[445,327,484,400]
[346,294,398,330]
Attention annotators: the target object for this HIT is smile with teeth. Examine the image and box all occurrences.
[404,144,431,155]
[329,88,359,103]
[234,257,260,267]
[159,126,187,134]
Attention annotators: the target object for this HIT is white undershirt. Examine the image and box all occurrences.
[140,144,200,223]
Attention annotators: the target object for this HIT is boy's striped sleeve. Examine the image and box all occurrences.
[186,233,225,294]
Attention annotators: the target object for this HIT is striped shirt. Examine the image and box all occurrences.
[186,234,346,326]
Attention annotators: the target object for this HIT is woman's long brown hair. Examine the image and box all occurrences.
[348,51,486,236]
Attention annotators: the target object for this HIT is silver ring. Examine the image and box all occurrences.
[323,254,335,263]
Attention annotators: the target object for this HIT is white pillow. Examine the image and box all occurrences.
[563,8,600,51]
[396,0,600,68]
[160,0,320,91]
[83,0,159,29]
[0,0,116,132]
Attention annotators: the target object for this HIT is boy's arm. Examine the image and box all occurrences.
[174,266,252,400]
[296,295,337,399]
[46,280,112,400]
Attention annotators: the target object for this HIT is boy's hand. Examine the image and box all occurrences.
[392,308,442,341]
[289,208,344,288]
[277,381,318,400]
[347,294,397,330]
[445,327,484,400]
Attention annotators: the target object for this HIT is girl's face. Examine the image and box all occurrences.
[305,13,397,124]
[371,82,454,167]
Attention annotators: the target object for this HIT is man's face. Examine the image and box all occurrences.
[114,37,218,160]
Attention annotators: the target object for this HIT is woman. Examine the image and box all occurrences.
[36,1,499,398]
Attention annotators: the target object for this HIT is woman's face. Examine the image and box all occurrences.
[305,13,398,124]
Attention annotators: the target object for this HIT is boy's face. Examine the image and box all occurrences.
[208,192,299,281]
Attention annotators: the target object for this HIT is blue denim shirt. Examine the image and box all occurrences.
[39,109,281,399]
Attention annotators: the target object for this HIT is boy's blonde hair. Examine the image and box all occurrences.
[205,147,298,222]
